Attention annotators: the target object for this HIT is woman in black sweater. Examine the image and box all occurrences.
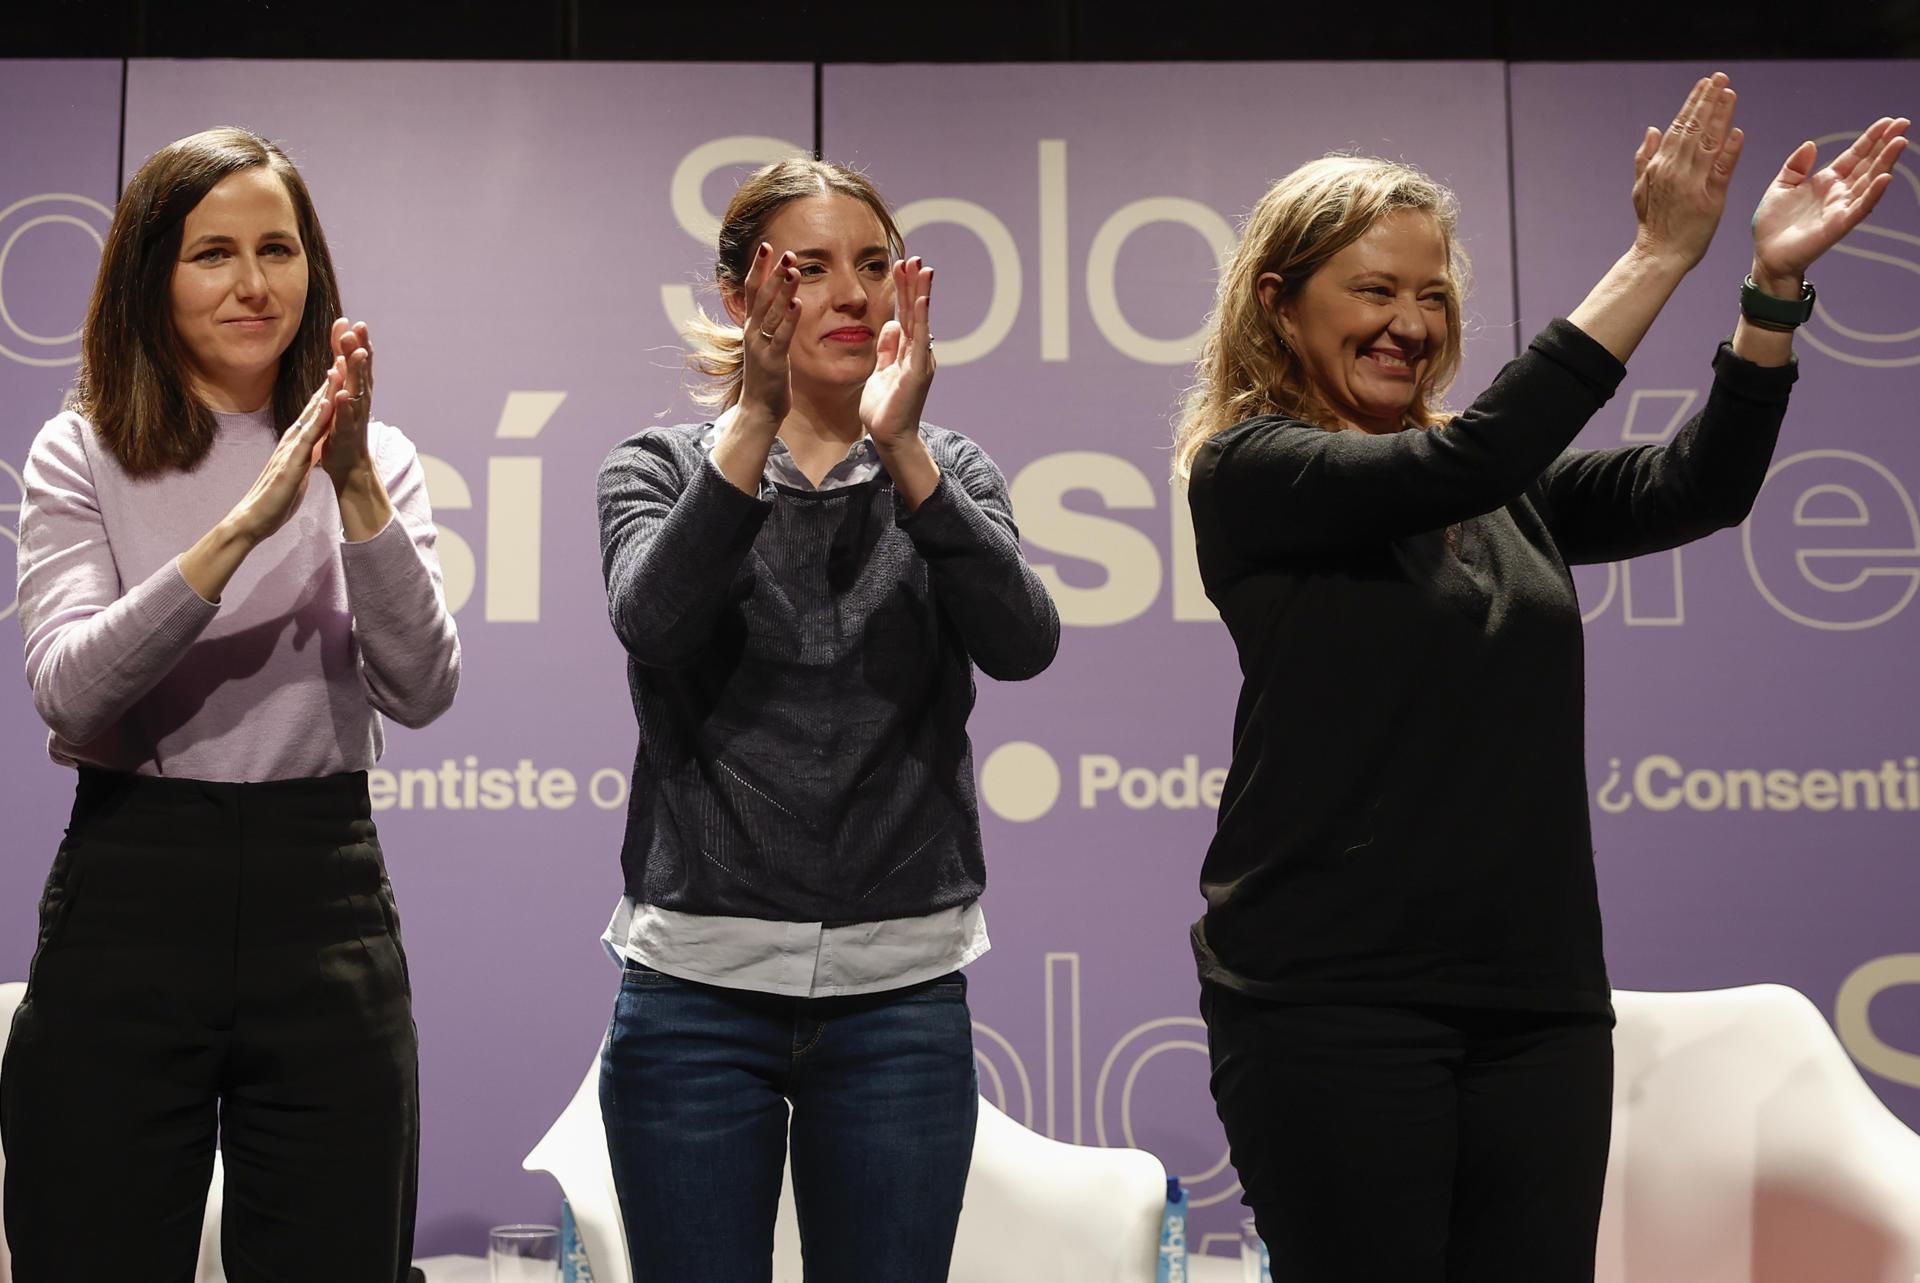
[1173,73,1907,1281]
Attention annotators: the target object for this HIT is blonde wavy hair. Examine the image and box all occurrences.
[1173,155,1470,481]
[683,158,905,408]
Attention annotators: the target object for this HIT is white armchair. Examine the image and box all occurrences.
[1601,984,1920,1283]
[522,1049,1169,1283]
[519,1053,629,1283]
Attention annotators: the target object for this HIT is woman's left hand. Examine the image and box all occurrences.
[321,316,376,490]
[860,257,936,451]
[1751,116,1910,284]
[320,316,395,539]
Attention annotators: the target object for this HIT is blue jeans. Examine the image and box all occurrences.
[600,963,977,1283]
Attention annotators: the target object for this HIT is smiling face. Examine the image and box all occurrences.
[727,193,894,398]
[1269,208,1453,434]
[169,165,309,412]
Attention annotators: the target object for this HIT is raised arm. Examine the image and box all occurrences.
[316,319,459,727]
[862,255,943,510]
[712,243,802,495]
[20,417,215,747]
[1567,74,1744,363]
[1193,73,1751,564]
[1191,320,1626,560]
[903,434,1059,681]
[341,423,461,728]
[1538,111,1908,562]
[852,253,1054,674]
[22,386,338,747]
[1534,344,1795,564]
[597,433,773,670]
[1732,115,1909,368]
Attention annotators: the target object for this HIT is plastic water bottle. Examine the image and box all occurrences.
[560,1199,596,1283]
[1157,1176,1189,1282]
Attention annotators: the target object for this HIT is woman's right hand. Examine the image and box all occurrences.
[225,376,338,546]
[736,241,800,431]
[1566,73,1746,362]
[179,374,338,602]
[1630,71,1746,271]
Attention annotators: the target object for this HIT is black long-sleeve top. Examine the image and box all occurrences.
[597,423,1060,923]
[1186,319,1797,1012]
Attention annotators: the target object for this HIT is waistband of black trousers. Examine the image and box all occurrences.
[71,765,374,827]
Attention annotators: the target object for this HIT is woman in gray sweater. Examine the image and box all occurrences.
[594,158,1059,1282]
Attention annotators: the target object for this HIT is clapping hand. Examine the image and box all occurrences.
[859,256,935,451]
[225,376,337,547]
[318,316,396,539]
[737,243,800,429]
[1631,72,1746,271]
[1750,116,1910,288]
[320,317,375,490]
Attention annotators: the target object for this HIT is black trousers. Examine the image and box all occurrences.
[1,769,418,1283]
[1202,985,1613,1283]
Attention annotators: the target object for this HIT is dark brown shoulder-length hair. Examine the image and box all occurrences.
[68,126,344,477]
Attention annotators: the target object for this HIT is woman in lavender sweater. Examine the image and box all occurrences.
[0,128,459,1282]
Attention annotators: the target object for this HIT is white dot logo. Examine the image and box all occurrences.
[0,192,114,369]
[979,741,1061,823]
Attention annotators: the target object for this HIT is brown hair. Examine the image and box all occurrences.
[1173,155,1470,481]
[68,126,344,477]
[683,158,905,408]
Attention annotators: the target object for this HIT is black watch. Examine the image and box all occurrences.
[1740,275,1815,332]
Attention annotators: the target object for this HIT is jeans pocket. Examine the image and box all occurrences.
[619,960,682,989]
[911,971,969,999]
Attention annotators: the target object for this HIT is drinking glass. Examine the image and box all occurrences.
[1240,1215,1272,1283]
[489,1223,561,1283]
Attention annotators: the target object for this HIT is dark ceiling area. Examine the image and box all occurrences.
[8,0,1920,62]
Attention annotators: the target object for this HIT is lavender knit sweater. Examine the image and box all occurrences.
[17,407,460,781]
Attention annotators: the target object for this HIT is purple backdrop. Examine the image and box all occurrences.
[1511,55,1920,1172]
[0,46,126,1188]
[0,56,1915,1263]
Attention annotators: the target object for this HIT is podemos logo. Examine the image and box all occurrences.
[978,742,1227,822]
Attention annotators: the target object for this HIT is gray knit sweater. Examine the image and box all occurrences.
[597,423,1060,923]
